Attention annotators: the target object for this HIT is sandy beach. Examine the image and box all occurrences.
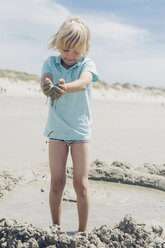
[0,73,165,247]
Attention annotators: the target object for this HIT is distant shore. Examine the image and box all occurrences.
[0,69,165,103]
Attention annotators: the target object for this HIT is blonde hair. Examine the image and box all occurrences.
[48,16,90,56]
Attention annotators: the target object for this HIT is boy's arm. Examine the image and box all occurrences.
[60,71,93,94]
[40,71,93,96]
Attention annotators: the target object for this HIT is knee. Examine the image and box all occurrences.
[73,178,89,197]
[50,177,66,195]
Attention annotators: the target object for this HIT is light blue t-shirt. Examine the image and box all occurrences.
[41,55,98,140]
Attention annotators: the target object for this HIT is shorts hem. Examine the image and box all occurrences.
[48,138,90,146]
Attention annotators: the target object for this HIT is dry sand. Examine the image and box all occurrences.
[1,95,165,170]
[0,76,165,247]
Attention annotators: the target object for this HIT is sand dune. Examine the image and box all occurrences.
[0,71,165,103]
[92,81,165,103]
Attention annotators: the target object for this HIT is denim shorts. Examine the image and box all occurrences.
[49,138,89,147]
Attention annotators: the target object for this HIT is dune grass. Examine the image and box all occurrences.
[0,69,40,83]
[1,69,164,94]
[93,80,110,89]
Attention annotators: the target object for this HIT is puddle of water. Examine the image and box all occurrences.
[89,180,165,229]
[0,179,165,232]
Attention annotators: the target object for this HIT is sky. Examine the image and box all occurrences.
[0,0,165,88]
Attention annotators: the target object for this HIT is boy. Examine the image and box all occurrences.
[41,16,98,232]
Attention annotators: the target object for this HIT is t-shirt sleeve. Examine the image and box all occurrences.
[41,57,52,76]
[81,58,99,82]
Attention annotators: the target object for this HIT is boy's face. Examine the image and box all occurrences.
[60,48,82,68]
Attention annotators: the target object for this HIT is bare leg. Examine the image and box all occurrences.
[49,141,69,226]
[71,142,90,232]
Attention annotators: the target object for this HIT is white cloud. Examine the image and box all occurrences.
[83,14,165,87]
[0,0,70,72]
[0,0,164,87]
[0,0,69,25]
[87,15,152,45]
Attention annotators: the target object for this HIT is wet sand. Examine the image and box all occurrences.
[1,214,165,247]
[0,162,165,230]
[1,176,165,229]
[0,170,165,247]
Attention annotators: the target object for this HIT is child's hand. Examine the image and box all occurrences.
[48,79,68,107]
[58,78,68,95]
[41,77,54,97]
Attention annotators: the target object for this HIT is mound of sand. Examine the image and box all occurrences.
[1,159,165,201]
[0,171,22,198]
[0,215,164,248]
[92,81,165,103]
[67,159,165,192]
[93,81,165,96]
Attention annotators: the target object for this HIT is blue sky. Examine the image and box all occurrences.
[0,0,165,88]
